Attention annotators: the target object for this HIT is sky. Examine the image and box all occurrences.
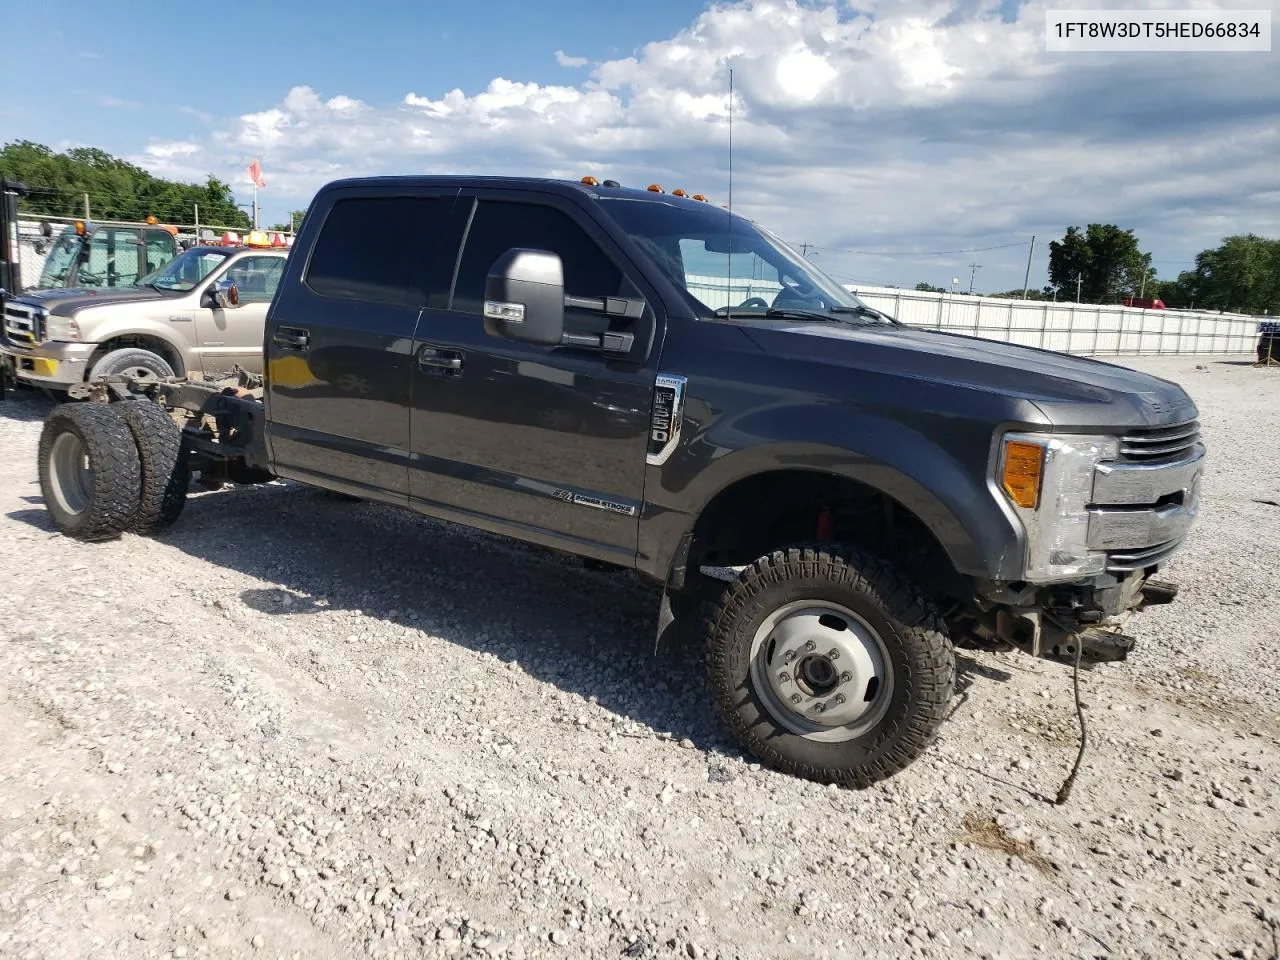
[2,0,1276,293]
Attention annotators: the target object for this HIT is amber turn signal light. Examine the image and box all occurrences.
[1002,440,1044,509]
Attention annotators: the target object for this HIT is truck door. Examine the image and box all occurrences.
[406,191,661,564]
[263,190,456,500]
[194,253,285,376]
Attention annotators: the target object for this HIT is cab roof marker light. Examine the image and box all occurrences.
[647,184,664,193]
[581,175,600,186]
[672,188,688,197]
[692,194,707,202]
[602,179,620,188]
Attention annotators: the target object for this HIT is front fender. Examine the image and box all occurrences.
[75,309,193,372]
[638,399,1028,584]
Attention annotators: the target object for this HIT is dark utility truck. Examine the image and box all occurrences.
[32,176,1205,787]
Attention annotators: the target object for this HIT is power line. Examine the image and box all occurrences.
[787,239,1032,258]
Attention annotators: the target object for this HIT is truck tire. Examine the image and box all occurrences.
[89,348,175,382]
[705,545,954,788]
[37,402,142,541]
[118,400,189,533]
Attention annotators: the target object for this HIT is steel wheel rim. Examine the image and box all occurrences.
[748,599,895,743]
[49,431,94,516]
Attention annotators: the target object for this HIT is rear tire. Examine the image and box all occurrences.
[118,400,189,534]
[89,348,175,382]
[38,403,142,541]
[705,545,954,788]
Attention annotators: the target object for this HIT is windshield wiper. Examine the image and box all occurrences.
[714,306,843,323]
[830,304,898,325]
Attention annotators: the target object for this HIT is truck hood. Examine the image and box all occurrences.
[15,287,170,317]
[741,319,1199,429]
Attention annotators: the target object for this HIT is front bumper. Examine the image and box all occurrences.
[0,341,98,388]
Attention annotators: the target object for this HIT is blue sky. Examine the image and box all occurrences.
[3,0,1276,292]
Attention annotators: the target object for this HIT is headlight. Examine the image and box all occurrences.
[998,432,1120,582]
[43,316,81,342]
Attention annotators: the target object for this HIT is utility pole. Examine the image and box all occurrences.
[1021,235,1036,299]
[1074,272,1084,303]
[1139,266,1149,299]
[800,241,809,258]
[967,262,981,294]
[83,193,90,220]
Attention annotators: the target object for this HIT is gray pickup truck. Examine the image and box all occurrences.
[28,175,1205,788]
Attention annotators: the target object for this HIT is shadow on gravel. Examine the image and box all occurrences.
[0,386,56,423]
[6,508,56,532]
[154,481,742,758]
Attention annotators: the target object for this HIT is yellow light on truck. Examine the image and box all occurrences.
[672,188,687,197]
[74,220,86,236]
[647,184,664,193]
[581,176,599,186]
[1002,440,1044,509]
[145,215,158,225]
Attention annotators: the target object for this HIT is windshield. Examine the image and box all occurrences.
[37,231,85,288]
[140,248,231,292]
[597,196,878,319]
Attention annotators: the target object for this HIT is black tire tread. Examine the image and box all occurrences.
[118,400,189,533]
[704,544,954,788]
[37,402,142,542]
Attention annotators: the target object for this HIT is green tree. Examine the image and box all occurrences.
[1047,224,1154,304]
[914,282,948,293]
[0,140,249,229]
[266,209,309,233]
[1175,234,1280,314]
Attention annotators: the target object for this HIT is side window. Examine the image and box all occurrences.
[84,228,141,288]
[305,196,449,306]
[143,230,176,276]
[452,201,623,316]
[224,256,286,303]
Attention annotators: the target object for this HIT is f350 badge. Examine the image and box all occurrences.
[647,374,687,466]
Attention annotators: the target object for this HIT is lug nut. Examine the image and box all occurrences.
[778,671,790,683]
[790,694,803,705]
[840,671,852,684]
[804,640,817,652]
[833,694,846,705]
[783,651,797,665]
[828,649,840,660]
[813,702,825,713]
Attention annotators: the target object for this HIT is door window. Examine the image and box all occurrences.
[84,227,141,287]
[224,256,286,303]
[305,196,451,307]
[143,230,177,276]
[452,200,624,317]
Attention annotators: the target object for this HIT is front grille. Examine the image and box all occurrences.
[3,304,43,346]
[1106,538,1184,572]
[1118,420,1201,464]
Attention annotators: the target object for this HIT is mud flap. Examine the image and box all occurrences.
[654,590,677,655]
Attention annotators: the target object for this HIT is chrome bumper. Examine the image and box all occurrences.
[0,341,98,387]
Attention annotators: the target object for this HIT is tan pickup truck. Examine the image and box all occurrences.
[1,243,287,392]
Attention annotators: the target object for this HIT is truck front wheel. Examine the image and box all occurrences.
[705,545,954,788]
[89,348,175,382]
[37,402,142,541]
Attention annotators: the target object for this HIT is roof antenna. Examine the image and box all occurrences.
[725,64,734,311]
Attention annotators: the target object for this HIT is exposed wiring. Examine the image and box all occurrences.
[1055,639,1088,805]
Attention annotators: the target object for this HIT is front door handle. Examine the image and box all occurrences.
[418,347,463,371]
[272,327,310,350]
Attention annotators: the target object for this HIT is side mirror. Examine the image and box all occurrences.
[483,249,564,346]
[211,277,240,309]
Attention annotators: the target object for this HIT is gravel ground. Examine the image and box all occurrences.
[1,354,1278,960]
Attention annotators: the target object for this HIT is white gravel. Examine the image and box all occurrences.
[1,354,1278,960]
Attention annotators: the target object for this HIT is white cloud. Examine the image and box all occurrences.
[96,94,140,109]
[555,50,589,68]
[128,0,1277,289]
[144,141,200,160]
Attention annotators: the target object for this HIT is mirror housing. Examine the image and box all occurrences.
[483,249,564,346]
[211,277,240,309]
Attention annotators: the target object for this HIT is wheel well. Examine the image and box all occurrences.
[89,335,186,377]
[685,470,966,602]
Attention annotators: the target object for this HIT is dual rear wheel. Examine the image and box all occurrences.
[38,400,189,541]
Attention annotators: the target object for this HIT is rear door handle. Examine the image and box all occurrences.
[273,327,310,350]
[418,347,463,371]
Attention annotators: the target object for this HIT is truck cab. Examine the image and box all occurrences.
[35,219,181,291]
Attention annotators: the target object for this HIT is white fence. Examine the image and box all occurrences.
[685,275,1266,356]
